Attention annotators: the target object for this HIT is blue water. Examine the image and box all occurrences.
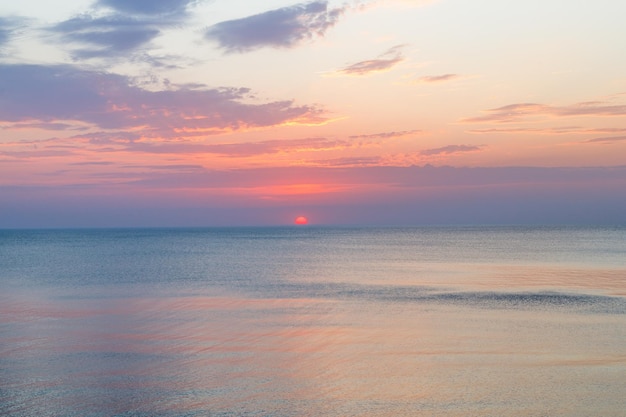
[1,226,625,416]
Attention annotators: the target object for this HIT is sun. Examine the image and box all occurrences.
[294,216,308,225]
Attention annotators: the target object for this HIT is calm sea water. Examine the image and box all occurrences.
[1,226,625,416]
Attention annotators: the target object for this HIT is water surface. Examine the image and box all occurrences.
[1,226,625,416]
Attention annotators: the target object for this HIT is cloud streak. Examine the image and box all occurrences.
[584,136,626,144]
[468,127,626,135]
[349,129,422,139]
[0,17,14,47]
[49,0,198,59]
[205,1,345,52]
[97,0,199,18]
[336,45,405,76]
[0,64,326,135]
[52,15,161,59]
[415,73,459,84]
[122,137,351,157]
[0,133,353,162]
[462,100,626,124]
[419,144,483,156]
[1,121,87,131]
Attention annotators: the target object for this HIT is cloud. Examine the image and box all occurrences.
[462,100,626,124]
[97,0,198,18]
[349,129,422,139]
[0,18,12,46]
[377,0,437,6]
[0,16,25,49]
[70,161,116,166]
[122,164,204,171]
[51,15,163,59]
[122,137,351,157]
[0,133,351,162]
[49,0,199,59]
[1,121,87,131]
[0,64,327,135]
[336,45,405,76]
[461,103,547,124]
[584,136,626,144]
[469,127,626,135]
[414,73,459,83]
[313,156,385,167]
[353,0,436,11]
[419,144,483,156]
[205,1,345,52]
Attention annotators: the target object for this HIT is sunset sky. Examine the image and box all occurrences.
[1,0,626,227]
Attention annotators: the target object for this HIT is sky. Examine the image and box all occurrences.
[1,0,626,227]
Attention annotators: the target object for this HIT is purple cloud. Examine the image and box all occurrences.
[0,16,28,50]
[206,1,345,52]
[0,64,326,134]
[49,1,198,59]
[51,15,162,59]
[0,17,13,46]
[337,45,405,75]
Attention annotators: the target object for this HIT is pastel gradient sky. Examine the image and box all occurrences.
[1,0,626,227]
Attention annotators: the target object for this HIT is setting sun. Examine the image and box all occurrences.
[294,216,308,225]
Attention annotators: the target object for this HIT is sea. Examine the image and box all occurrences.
[1,226,625,417]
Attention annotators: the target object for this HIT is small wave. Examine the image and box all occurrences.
[428,290,626,314]
[261,282,626,314]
